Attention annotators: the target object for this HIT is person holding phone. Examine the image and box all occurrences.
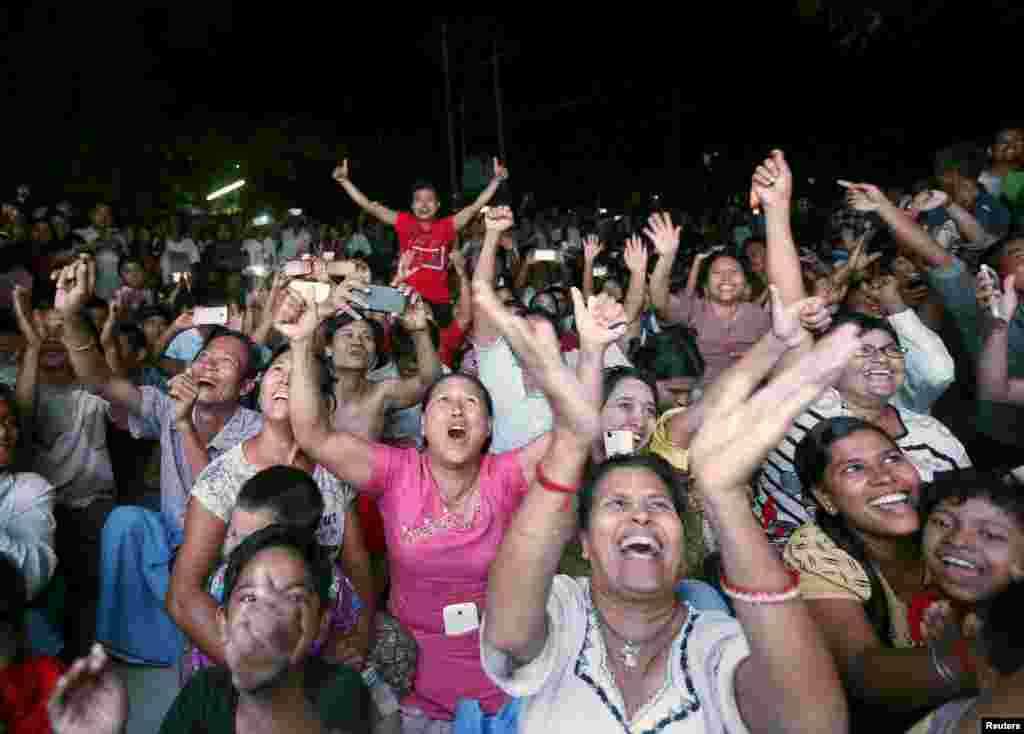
[332,157,509,327]
[53,255,265,666]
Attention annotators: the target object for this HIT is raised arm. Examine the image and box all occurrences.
[12,286,42,443]
[753,150,805,306]
[99,300,128,378]
[332,160,399,226]
[167,369,209,478]
[977,273,1024,403]
[54,257,143,415]
[621,236,649,326]
[479,277,604,664]
[277,286,377,488]
[844,182,954,270]
[381,295,443,412]
[449,247,473,329]
[644,212,683,322]
[688,303,858,734]
[453,158,509,232]
[581,235,603,302]
[470,206,516,347]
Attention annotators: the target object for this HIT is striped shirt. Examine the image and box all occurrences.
[752,388,971,546]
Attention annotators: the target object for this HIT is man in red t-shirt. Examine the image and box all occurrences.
[332,157,509,324]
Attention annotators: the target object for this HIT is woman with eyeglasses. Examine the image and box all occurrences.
[752,310,971,546]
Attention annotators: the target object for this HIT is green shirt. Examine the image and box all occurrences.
[159,662,365,734]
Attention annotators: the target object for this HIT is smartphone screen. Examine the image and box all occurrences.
[364,285,407,314]
[534,249,558,263]
[284,260,313,277]
[193,306,228,326]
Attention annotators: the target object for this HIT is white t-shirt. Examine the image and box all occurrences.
[160,238,200,284]
[31,385,115,508]
[482,576,751,734]
[0,472,57,600]
[191,442,355,560]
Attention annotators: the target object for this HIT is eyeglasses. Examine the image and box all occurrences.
[854,344,908,360]
[193,351,241,371]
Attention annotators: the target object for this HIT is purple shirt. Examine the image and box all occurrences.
[665,291,771,386]
[127,387,262,532]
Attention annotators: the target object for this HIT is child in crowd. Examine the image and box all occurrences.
[909,470,1024,644]
[0,556,64,734]
[112,257,154,316]
[187,466,363,679]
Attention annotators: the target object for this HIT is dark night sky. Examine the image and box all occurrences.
[2,5,1021,216]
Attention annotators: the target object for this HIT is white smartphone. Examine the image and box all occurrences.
[533,249,558,263]
[593,265,609,278]
[442,602,480,637]
[193,306,228,326]
[604,430,634,458]
[288,280,332,304]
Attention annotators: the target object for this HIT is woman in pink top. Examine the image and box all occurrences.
[280,267,616,729]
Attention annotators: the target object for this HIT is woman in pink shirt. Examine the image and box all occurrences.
[281,271,617,730]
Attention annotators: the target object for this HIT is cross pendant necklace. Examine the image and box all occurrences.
[620,640,640,669]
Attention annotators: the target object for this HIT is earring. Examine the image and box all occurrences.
[821,500,837,515]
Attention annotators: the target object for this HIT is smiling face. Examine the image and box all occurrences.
[836,328,906,406]
[599,377,657,455]
[330,320,376,372]
[33,309,69,371]
[141,314,169,349]
[0,399,20,468]
[257,350,293,422]
[120,261,146,289]
[581,466,685,597]
[421,376,492,467]
[923,498,1024,604]
[996,239,1024,288]
[812,429,922,543]
[218,547,324,692]
[411,187,440,221]
[191,335,252,405]
[705,256,747,305]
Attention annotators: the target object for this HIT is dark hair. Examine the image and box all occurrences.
[260,342,336,413]
[696,253,752,296]
[198,326,263,379]
[0,555,27,662]
[918,469,1024,539]
[0,385,26,472]
[980,581,1024,676]
[85,296,109,312]
[793,416,903,644]
[421,372,494,418]
[118,256,145,277]
[322,313,388,371]
[578,454,685,532]
[632,326,704,381]
[601,366,659,410]
[114,322,148,355]
[410,181,439,201]
[134,305,170,326]
[824,309,900,346]
[222,525,332,606]
[237,467,325,539]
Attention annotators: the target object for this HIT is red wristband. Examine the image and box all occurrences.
[536,463,578,495]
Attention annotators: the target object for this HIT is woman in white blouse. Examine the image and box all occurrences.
[481,284,854,734]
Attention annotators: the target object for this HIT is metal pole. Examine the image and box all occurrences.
[492,38,506,162]
[441,22,460,206]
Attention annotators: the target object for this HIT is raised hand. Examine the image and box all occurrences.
[642,212,681,256]
[623,235,649,274]
[48,644,128,734]
[12,284,42,349]
[492,157,510,181]
[840,181,890,213]
[910,189,948,213]
[768,285,821,348]
[582,235,604,263]
[168,368,199,425]
[398,292,430,332]
[690,323,862,502]
[51,255,95,316]
[449,247,467,278]
[750,149,794,213]
[224,594,305,675]
[572,289,628,352]
[332,159,350,184]
[484,205,515,232]
[977,269,1017,322]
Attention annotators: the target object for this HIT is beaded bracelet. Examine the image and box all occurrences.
[720,569,801,604]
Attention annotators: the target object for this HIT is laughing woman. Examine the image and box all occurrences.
[481,281,855,733]
[282,274,621,730]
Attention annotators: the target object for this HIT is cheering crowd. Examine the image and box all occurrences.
[0,131,1023,734]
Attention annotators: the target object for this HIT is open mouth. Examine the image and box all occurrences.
[864,369,893,378]
[938,554,983,579]
[868,492,913,511]
[272,391,289,401]
[447,425,467,441]
[618,534,663,559]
